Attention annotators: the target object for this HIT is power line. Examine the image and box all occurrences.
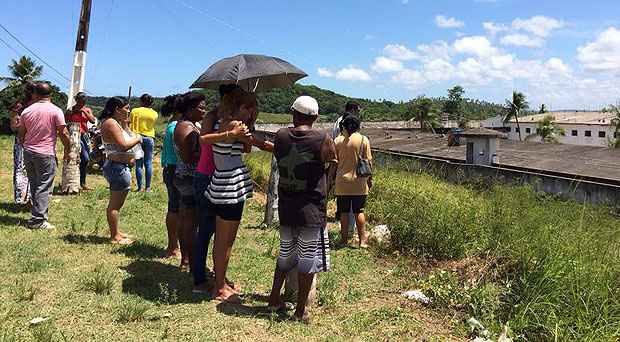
[0,35,21,56]
[0,22,71,82]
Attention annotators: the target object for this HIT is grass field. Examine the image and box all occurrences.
[0,135,459,341]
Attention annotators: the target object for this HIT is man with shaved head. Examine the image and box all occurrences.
[18,82,71,229]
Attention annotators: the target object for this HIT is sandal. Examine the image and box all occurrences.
[111,237,134,245]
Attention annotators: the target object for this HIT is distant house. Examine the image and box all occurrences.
[505,111,617,147]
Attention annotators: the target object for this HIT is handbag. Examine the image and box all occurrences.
[356,135,372,177]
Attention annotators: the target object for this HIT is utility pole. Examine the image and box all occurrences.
[67,0,91,108]
[62,0,92,194]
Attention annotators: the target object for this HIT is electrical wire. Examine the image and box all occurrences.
[0,22,71,82]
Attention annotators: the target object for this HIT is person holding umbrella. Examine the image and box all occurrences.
[205,87,273,302]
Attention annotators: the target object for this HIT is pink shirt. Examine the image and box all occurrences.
[21,101,66,156]
[196,143,215,176]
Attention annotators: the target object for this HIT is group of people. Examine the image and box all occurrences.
[10,82,373,323]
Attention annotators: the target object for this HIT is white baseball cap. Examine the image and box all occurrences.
[291,96,319,116]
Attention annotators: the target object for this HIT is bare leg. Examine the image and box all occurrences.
[294,272,314,321]
[268,266,287,308]
[212,216,240,301]
[106,190,131,243]
[165,211,180,257]
[356,212,368,248]
[339,213,349,245]
[178,207,196,268]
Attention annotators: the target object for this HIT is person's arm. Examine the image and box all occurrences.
[199,115,250,145]
[57,125,71,160]
[248,134,274,152]
[17,122,26,143]
[103,120,141,151]
[84,107,96,123]
[323,136,338,193]
[10,113,19,132]
[364,136,373,189]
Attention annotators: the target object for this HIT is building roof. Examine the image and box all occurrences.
[509,111,616,126]
[460,127,507,138]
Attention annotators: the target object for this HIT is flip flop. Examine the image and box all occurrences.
[111,237,134,245]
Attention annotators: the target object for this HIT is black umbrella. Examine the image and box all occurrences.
[190,54,307,92]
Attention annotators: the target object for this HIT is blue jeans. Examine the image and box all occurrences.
[135,136,154,190]
[79,134,90,186]
[192,172,216,286]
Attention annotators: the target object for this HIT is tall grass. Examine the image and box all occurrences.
[245,151,620,340]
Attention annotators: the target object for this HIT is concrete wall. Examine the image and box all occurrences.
[373,150,620,207]
[506,122,617,147]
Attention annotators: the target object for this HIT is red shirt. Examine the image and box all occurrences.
[67,106,93,133]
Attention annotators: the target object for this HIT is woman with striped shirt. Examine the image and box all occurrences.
[206,88,273,302]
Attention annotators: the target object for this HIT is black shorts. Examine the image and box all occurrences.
[163,166,180,213]
[209,201,245,221]
[173,175,196,209]
[336,195,367,214]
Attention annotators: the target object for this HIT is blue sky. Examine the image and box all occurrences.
[1,0,619,110]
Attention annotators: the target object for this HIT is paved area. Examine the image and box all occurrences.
[365,129,620,182]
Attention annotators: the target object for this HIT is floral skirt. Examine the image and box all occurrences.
[13,140,30,204]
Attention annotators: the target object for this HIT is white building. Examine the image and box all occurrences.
[506,111,618,147]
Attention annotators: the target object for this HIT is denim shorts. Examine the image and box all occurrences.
[163,165,180,213]
[103,160,131,192]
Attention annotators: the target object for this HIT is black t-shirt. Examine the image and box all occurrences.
[274,127,337,227]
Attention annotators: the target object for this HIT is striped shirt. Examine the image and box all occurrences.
[205,130,252,204]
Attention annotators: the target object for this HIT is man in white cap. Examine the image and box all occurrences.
[268,95,337,323]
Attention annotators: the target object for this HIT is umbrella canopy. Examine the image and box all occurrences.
[190,54,307,92]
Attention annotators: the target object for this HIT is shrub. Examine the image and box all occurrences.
[115,296,150,323]
[81,265,115,295]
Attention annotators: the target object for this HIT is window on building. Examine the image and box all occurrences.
[515,127,520,133]
[571,130,578,136]
[599,131,606,138]
[506,127,511,132]
[615,132,619,139]
[585,130,592,137]
[526,128,531,134]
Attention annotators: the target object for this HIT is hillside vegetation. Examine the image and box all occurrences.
[84,84,506,123]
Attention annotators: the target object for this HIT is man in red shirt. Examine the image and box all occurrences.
[66,92,96,190]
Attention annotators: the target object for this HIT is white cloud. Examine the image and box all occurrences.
[512,16,564,37]
[544,57,571,76]
[335,67,372,81]
[392,69,427,89]
[383,44,418,61]
[317,67,333,77]
[500,34,545,48]
[417,41,452,62]
[483,22,509,36]
[423,59,455,81]
[371,57,404,73]
[435,15,465,29]
[454,36,498,58]
[577,27,620,72]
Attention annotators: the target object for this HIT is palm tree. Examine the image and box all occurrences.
[526,115,565,143]
[0,56,42,83]
[410,97,440,132]
[610,104,620,148]
[505,91,529,141]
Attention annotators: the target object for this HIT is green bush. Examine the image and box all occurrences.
[245,150,620,340]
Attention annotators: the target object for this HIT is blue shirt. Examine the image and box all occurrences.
[161,120,178,166]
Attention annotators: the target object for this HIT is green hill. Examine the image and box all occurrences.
[84,84,506,123]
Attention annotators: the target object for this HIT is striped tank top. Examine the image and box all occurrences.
[205,124,253,204]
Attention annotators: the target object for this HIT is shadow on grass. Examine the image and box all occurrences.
[113,241,166,259]
[216,301,289,322]
[61,234,109,245]
[121,259,199,304]
[0,214,25,227]
[0,202,30,213]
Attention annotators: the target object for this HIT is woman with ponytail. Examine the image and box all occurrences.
[100,97,143,244]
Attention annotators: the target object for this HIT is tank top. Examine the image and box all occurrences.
[205,122,252,204]
[102,118,140,159]
[174,120,199,178]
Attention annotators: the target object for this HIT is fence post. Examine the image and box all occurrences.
[264,155,279,225]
